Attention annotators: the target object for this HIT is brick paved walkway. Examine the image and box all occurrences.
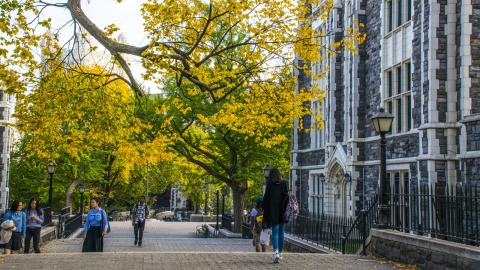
[0,221,402,269]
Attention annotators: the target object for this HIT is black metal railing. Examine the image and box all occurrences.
[62,214,82,238]
[286,213,356,252]
[221,214,233,232]
[342,198,378,254]
[385,182,480,247]
[42,207,52,226]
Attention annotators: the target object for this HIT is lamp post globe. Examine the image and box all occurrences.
[371,108,394,228]
[371,108,394,134]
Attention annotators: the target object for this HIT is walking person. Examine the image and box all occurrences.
[250,196,266,252]
[2,200,26,255]
[82,198,108,252]
[262,168,289,263]
[24,198,44,253]
[131,195,149,247]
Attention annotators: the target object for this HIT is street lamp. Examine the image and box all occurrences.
[47,162,57,208]
[221,187,228,217]
[79,184,85,215]
[371,107,394,228]
[262,165,272,193]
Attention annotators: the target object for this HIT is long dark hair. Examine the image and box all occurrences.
[26,198,42,216]
[268,168,282,184]
[10,200,21,212]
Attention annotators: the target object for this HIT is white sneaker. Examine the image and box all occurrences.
[279,253,284,260]
[273,251,280,263]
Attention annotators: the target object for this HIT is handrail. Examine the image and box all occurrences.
[341,197,378,254]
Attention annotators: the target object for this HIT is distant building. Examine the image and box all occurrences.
[0,91,17,212]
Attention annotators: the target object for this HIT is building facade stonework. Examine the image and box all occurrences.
[0,91,16,212]
[291,0,480,218]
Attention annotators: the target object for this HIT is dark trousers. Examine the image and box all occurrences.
[134,220,145,244]
[24,227,41,253]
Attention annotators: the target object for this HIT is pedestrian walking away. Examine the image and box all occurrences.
[82,198,109,252]
[24,198,44,253]
[1,200,26,255]
[131,195,149,247]
[262,168,289,264]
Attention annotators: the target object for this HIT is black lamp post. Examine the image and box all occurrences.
[47,162,57,208]
[371,108,394,228]
[79,184,85,215]
[221,187,228,217]
[215,189,220,234]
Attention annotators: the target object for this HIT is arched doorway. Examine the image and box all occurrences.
[328,163,347,217]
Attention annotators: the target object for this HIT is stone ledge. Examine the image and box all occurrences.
[370,229,480,260]
[368,229,480,270]
[460,114,480,123]
[284,234,333,254]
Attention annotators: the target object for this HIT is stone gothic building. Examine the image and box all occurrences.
[0,91,17,212]
[291,0,480,218]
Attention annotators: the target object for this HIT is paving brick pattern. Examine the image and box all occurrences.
[0,221,401,269]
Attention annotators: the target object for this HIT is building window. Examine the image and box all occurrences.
[311,100,323,149]
[386,0,393,33]
[384,61,412,134]
[397,0,403,27]
[385,0,412,34]
[309,174,324,218]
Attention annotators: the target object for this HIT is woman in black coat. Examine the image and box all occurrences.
[262,168,289,263]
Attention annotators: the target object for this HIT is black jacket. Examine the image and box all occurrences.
[263,180,289,228]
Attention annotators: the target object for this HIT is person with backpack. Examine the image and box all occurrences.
[262,168,289,263]
[82,198,109,252]
[2,200,26,255]
[131,195,149,247]
[250,196,266,252]
[24,198,44,253]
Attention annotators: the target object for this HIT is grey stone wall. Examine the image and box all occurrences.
[334,8,345,143]
[466,120,480,151]
[436,129,448,154]
[422,0,431,122]
[357,13,368,138]
[363,0,382,137]
[412,0,423,128]
[367,229,480,270]
[464,158,480,184]
[437,0,448,122]
[357,134,419,161]
[471,3,480,114]
[295,150,325,167]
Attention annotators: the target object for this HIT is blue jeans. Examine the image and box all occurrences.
[271,223,286,253]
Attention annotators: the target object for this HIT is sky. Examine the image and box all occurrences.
[42,0,159,93]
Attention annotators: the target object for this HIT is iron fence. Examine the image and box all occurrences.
[221,214,233,232]
[286,213,356,252]
[62,214,82,238]
[42,207,52,226]
[287,181,479,254]
[386,182,480,247]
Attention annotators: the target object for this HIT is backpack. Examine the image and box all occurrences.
[285,193,299,222]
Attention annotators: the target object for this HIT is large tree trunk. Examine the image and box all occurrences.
[231,186,245,233]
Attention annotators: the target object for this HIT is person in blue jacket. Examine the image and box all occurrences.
[82,198,108,252]
[3,200,26,255]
